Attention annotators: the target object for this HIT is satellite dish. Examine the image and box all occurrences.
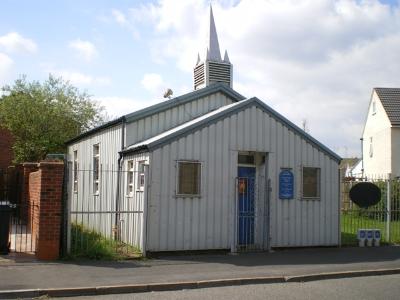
[349,182,381,208]
[163,88,173,99]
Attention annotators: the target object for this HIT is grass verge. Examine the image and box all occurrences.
[341,212,400,246]
[67,224,142,260]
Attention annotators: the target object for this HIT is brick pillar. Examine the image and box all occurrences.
[22,163,38,224]
[29,170,40,252]
[29,161,64,260]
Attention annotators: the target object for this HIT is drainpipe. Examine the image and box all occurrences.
[360,137,364,180]
[115,117,126,240]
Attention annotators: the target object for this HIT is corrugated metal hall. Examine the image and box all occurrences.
[66,6,341,255]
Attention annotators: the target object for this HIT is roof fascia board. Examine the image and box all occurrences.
[66,83,244,146]
[361,89,376,138]
[124,83,245,123]
[124,97,341,162]
[251,98,341,162]
[361,88,392,137]
[65,117,124,145]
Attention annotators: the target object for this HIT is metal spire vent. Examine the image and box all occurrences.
[193,5,233,90]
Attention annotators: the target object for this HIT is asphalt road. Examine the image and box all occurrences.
[54,274,400,300]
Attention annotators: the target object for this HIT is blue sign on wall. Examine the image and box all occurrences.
[279,169,294,199]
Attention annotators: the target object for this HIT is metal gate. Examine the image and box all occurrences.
[0,168,36,254]
[236,167,269,252]
[66,165,146,259]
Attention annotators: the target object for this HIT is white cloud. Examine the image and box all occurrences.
[69,39,98,62]
[96,96,158,119]
[111,8,142,39]
[49,69,111,86]
[0,52,13,85]
[120,0,400,157]
[141,73,166,95]
[111,9,128,26]
[0,32,37,54]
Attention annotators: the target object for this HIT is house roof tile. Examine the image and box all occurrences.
[375,88,400,126]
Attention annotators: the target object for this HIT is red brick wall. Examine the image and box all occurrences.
[0,128,14,170]
[23,163,38,225]
[29,170,41,248]
[28,161,64,260]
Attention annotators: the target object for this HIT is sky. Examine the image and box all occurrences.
[1,0,400,158]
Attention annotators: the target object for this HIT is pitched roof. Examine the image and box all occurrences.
[375,88,400,126]
[66,83,245,145]
[123,97,341,162]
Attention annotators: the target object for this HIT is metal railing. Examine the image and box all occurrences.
[66,166,146,259]
[341,174,400,246]
[0,168,36,254]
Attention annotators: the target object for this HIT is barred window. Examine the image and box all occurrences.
[177,161,201,196]
[302,167,320,198]
[93,144,100,194]
[137,161,146,191]
[127,160,134,195]
[73,150,78,193]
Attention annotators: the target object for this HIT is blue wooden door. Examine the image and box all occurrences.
[238,166,256,245]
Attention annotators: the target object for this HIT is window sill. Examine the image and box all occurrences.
[301,197,320,201]
[175,194,201,198]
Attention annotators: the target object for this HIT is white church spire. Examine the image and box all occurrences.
[223,50,230,63]
[208,5,222,61]
[193,4,233,90]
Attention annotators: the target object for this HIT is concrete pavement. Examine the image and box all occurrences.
[0,246,400,298]
[55,274,400,300]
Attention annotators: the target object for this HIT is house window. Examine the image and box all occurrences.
[177,161,201,196]
[238,154,255,165]
[127,160,134,195]
[369,137,373,158]
[372,101,376,115]
[73,150,78,193]
[302,167,320,198]
[93,144,100,194]
[137,161,146,191]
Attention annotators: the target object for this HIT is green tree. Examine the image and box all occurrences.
[0,75,105,163]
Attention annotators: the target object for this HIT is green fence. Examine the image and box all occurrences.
[341,177,400,246]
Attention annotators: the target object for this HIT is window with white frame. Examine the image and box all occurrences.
[127,160,134,195]
[93,144,100,194]
[137,161,146,191]
[302,167,320,199]
[177,161,201,196]
[372,101,376,115]
[73,150,78,193]
[369,137,373,158]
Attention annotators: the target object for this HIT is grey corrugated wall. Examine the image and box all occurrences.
[146,105,339,251]
[125,92,236,146]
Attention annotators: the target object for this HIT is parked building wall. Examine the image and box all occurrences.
[68,123,122,238]
[67,91,237,243]
[363,91,392,176]
[119,152,150,250]
[391,128,400,177]
[146,105,339,252]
